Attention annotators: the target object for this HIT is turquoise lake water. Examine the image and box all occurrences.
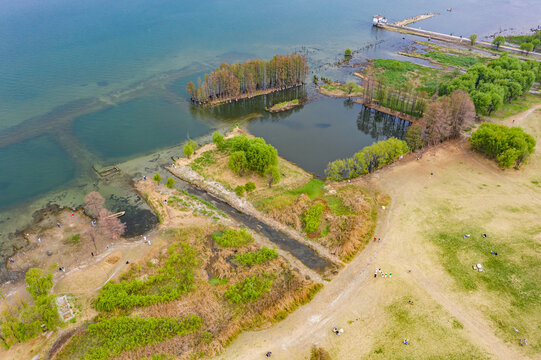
[1,0,540,253]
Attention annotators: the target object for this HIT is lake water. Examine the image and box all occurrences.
[1,0,540,259]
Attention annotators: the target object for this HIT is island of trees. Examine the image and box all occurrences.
[186,53,309,104]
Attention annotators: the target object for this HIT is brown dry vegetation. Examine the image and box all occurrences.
[53,224,319,360]
[256,183,383,261]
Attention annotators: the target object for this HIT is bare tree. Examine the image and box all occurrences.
[84,191,105,218]
[447,90,475,138]
[83,192,126,252]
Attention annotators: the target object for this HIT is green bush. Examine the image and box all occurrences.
[344,48,352,57]
[234,185,245,196]
[153,173,161,182]
[166,178,175,189]
[303,202,326,233]
[228,151,248,175]
[235,247,278,266]
[212,131,224,149]
[225,274,273,304]
[470,122,536,168]
[183,143,194,158]
[94,243,197,311]
[211,228,253,247]
[245,182,256,192]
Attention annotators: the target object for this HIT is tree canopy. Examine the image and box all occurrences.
[470,122,536,168]
[225,135,278,176]
[439,55,540,115]
[325,138,409,180]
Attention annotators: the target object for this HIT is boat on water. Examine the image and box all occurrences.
[372,15,388,26]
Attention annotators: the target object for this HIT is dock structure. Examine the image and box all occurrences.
[376,15,541,60]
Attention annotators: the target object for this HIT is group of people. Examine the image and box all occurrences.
[333,326,344,335]
[374,268,391,278]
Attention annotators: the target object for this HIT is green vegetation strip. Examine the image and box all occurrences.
[58,315,202,360]
[326,138,409,180]
[235,247,278,266]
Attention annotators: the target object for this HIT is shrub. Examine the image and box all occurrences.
[245,182,256,192]
[94,243,197,311]
[212,131,224,149]
[153,173,161,182]
[183,143,194,158]
[235,247,278,266]
[265,165,281,187]
[344,48,352,57]
[211,228,253,247]
[470,122,536,168]
[166,178,175,189]
[311,345,332,360]
[303,202,326,233]
[234,185,245,196]
[228,151,248,175]
[225,274,273,304]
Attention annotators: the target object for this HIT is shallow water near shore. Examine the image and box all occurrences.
[1,0,541,260]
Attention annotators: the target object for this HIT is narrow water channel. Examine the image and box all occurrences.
[170,174,334,275]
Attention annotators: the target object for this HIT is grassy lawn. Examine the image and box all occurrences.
[490,93,541,119]
[366,291,489,359]
[371,59,454,96]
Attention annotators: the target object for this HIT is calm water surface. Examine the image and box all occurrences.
[1,0,540,256]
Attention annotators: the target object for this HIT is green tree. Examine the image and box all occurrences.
[469,34,477,46]
[24,268,53,299]
[228,151,248,176]
[325,159,348,181]
[265,166,281,187]
[183,143,194,158]
[532,38,540,51]
[470,122,536,168]
[343,81,357,95]
[234,185,245,196]
[212,131,224,149]
[245,182,256,192]
[153,173,161,182]
[344,48,352,57]
[405,124,423,150]
[166,178,175,189]
[188,140,198,152]
[520,42,534,54]
[493,36,505,49]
